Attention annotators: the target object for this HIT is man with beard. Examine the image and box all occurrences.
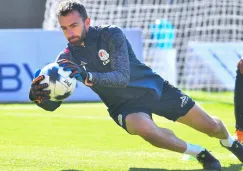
[29,0,243,170]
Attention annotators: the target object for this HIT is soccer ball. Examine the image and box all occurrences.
[38,62,76,101]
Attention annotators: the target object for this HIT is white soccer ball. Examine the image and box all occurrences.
[38,62,76,101]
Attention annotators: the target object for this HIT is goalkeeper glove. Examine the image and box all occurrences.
[29,69,50,104]
[57,59,93,83]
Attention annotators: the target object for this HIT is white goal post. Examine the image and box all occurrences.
[43,0,243,91]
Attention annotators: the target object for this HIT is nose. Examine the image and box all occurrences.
[67,28,74,37]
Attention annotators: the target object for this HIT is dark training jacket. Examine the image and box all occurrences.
[34,25,164,113]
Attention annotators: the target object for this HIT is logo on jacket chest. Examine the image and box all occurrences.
[98,49,110,65]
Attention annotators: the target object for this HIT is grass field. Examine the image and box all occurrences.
[0,91,242,171]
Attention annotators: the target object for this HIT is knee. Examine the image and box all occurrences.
[136,123,157,138]
[206,117,222,137]
[125,114,157,138]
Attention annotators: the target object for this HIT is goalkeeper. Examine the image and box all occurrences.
[234,59,243,143]
[29,1,243,170]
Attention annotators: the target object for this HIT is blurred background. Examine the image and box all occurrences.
[0,2,241,170]
[0,0,46,29]
[1,0,242,102]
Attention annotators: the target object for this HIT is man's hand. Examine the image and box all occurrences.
[238,59,243,74]
[57,59,93,86]
[29,75,50,104]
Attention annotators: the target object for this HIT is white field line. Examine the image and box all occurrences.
[0,112,112,120]
[0,103,104,110]
[0,145,236,160]
[0,112,171,124]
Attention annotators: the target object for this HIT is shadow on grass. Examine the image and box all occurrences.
[129,163,243,171]
[61,170,83,171]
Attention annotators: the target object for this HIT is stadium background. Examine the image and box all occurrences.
[0,0,46,29]
[1,0,242,103]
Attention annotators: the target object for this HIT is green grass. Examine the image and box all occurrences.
[0,91,242,171]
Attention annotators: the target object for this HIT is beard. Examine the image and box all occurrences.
[68,28,87,46]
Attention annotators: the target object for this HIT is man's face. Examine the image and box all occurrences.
[58,11,90,46]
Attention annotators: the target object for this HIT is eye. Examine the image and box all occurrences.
[71,24,77,28]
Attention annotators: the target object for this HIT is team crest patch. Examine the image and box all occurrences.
[98,49,110,65]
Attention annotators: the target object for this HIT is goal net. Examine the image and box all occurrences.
[43,0,243,92]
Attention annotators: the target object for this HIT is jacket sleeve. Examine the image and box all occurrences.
[90,26,130,88]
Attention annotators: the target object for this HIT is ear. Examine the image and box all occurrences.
[85,17,90,30]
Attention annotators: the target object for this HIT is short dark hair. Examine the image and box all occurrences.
[56,0,88,21]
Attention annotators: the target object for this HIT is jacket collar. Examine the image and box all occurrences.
[85,26,98,46]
